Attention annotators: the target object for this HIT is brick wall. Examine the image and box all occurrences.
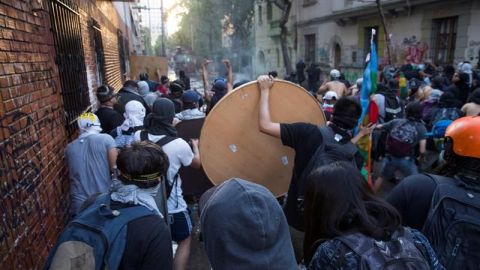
[0,0,131,268]
[0,0,68,268]
[79,0,128,110]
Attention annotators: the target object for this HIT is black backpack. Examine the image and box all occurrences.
[422,174,480,269]
[382,93,403,122]
[296,126,358,212]
[140,131,178,199]
[333,229,431,269]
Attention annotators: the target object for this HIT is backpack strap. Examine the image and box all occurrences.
[296,128,328,200]
[154,135,179,199]
[156,135,178,146]
[72,194,156,269]
[297,126,357,201]
[140,130,148,141]
[319,126,357,157]
[422,173,453,186]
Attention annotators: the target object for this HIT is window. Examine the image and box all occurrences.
[258,5,262,25]
[305,34,316,63]
[49,0,90,135]
[432,17,457,65]
[117,30,127,75]
[91,20,105,85]
[267,2,272,21]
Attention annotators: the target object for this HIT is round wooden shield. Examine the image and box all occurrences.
[200,80,326,197]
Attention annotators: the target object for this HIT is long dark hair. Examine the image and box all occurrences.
[303,161,402,264]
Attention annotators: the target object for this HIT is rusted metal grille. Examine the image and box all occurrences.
[49,0,90,135]
[91,19,106,85]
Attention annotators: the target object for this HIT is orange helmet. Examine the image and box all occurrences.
[445,116,480,158]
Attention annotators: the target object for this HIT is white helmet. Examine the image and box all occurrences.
[330,69,340,78]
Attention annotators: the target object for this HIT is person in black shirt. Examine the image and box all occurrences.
[95,85,124,134]
[257,75,366,261]
[387,116,480,230]
[115,80,151,114]
[113,141,173,269]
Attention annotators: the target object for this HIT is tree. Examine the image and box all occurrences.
[171,0,255,67]
[142,26,153,55]
[220,0,255,50]
[356,0,392,64]
[271,0,293,75]
[153,35,163,56]
[375,0,392,64]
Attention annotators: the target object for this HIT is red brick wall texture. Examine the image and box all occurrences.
[0,0,130,268]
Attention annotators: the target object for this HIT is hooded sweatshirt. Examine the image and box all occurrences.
[113,100,146,148]
[200,178,297,270]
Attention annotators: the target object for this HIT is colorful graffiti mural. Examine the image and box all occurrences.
[390,35,429,65]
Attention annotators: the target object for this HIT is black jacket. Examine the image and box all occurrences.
[114,87,151,114]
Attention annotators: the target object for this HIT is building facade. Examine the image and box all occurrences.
[296,0,480,82]
[0,0,142,268]
[253,0,297,77]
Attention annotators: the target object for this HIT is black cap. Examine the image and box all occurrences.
[96,85,116,103]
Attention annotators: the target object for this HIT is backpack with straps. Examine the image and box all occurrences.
[422,174,480,269]
[296,126,358,213]
[44,194,156,270]
[333,229,431,269]
[140,131,178,199]
[429,108,461,138]
[382,93,403,122]
[386,120,418,157]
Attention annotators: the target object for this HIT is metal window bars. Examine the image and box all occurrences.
[49,0,90,136]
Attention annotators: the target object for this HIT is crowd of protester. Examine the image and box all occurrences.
[44,59,480,270]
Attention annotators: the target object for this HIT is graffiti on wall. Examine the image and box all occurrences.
[466,40,480,68]
[0,107,64,262]
[390,35,429,65]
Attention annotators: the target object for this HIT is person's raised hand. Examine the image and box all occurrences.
[190,139,199,149]
[257,75,274,91]
[223,59,231,69]
[202,59,212,67]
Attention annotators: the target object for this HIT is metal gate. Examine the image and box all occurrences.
[49,0,90,135]
[91,19,106,85]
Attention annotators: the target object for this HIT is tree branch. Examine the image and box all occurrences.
[270,0,286,11]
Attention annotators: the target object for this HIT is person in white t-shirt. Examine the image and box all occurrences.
[134,98,200,270]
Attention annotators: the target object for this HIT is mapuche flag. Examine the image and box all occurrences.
[357,29,378,186]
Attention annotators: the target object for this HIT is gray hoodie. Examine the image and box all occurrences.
[200,178,297,270]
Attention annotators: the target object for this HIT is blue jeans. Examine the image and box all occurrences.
[380,155,418,180]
